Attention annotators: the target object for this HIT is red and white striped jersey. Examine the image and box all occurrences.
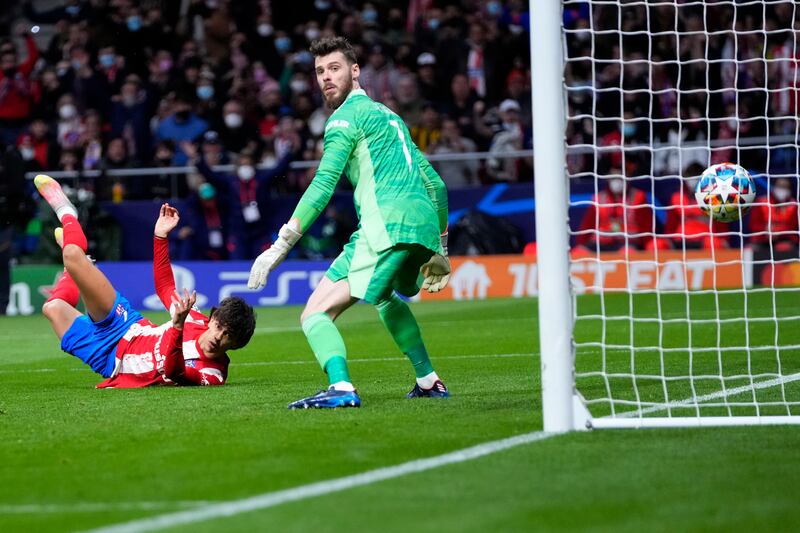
[95,237,230,388]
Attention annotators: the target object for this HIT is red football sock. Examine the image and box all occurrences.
[61,214,88,252]
[46,270,80,307]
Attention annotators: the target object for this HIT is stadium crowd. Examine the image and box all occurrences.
[0,0,536,289]
[0,0,532,196]
[563,1,800,254]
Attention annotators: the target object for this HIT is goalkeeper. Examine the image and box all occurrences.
[248,36,451,409]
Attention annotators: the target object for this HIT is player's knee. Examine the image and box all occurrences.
[300,305,336,324]
[42,299,65,320]
[62,244,85,266]
[300,306,316,324]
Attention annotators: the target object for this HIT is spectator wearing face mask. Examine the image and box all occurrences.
[96,45,129,95]
[154,92,209,165]
[749,178,799,253]
[576,172,653,252]
[217,99,259,156]
[61,45,112,119]
[173,181,229,261]
[16,118,58,171]
[664,163,729,250]
[0,25,40,146]
[55,94,83,150]
[182,141,294,259]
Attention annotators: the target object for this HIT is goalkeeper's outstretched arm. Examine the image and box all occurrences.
[248,115,356,290]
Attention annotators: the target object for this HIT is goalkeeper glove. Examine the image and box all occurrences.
[421,232,451,293]
[247,224,302,290]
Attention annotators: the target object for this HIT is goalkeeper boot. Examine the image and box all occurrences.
[287,386,361,409]
[407,380,449,398]
[35,174,78,222]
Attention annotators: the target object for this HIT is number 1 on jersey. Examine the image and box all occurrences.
[389,119,413,170]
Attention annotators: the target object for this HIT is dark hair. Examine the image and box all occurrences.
[309,36,358,65]
[210,296,256,350]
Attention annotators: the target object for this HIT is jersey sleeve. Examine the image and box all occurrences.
[153,236,176,310]
[291,110,358,232]
[159,326,185,380]
[410,138,449,234]
[180,365,226,386]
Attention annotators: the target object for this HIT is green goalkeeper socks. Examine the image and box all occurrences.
[376,293,435,378]
[302,312,351,385]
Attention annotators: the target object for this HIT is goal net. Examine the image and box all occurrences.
[533,0,800,429]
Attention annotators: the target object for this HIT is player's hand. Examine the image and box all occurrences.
[171,288,196,330]
[421,254,451,293]
[421,232,451,293]
[154,203,180,238]
[247,223,302,290]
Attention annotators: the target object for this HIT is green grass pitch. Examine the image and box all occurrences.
[1,296,798,532]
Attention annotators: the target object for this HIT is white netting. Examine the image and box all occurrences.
[562,0,800,421]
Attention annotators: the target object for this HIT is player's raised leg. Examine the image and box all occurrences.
[375,292,448,398]
[288,277,360,409]
[42,227,82,340]
[35,175,116,322]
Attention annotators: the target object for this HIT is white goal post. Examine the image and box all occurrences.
[531,0,800,430]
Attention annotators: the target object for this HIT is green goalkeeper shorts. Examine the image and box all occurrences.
[326,232,434,304]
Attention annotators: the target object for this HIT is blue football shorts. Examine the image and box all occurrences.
[60,292,144,378]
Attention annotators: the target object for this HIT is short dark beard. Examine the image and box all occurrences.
[325,76,353,110]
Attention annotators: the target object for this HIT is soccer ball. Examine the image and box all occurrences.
[694,162,756,222]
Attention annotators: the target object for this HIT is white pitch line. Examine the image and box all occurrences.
[616,372,800,418]
[0,501,212,514]
[82,430,555,533]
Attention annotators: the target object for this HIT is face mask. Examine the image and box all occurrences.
[237,165,255,181]
[258,23,273,37]
[305,28,320,42]
[99,54,115,67]
[197,85,214,100]
[275,37,291,53]
[71,59,83,70]
[727,118,738,129]
[66,5,81,16]
[608,179,624,194]
[428,18,440,30]
[315,0,331,9]
[253,68,268,84]
[362,9,378,24]
[773,186,791,202]
[623,123,637,137]
[199,182,216,199]
[122,95,137,107]
[261,155,277,167]
[295,51,313,65]
[127,16,142,32]
[158,59,173,73]
[20,147,35,160]
[487,1,502,15]
[224,113,243,129]
[59,104,77,120]
[290,79,309,93]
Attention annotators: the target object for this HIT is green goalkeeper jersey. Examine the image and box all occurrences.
[292,89,448,254]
